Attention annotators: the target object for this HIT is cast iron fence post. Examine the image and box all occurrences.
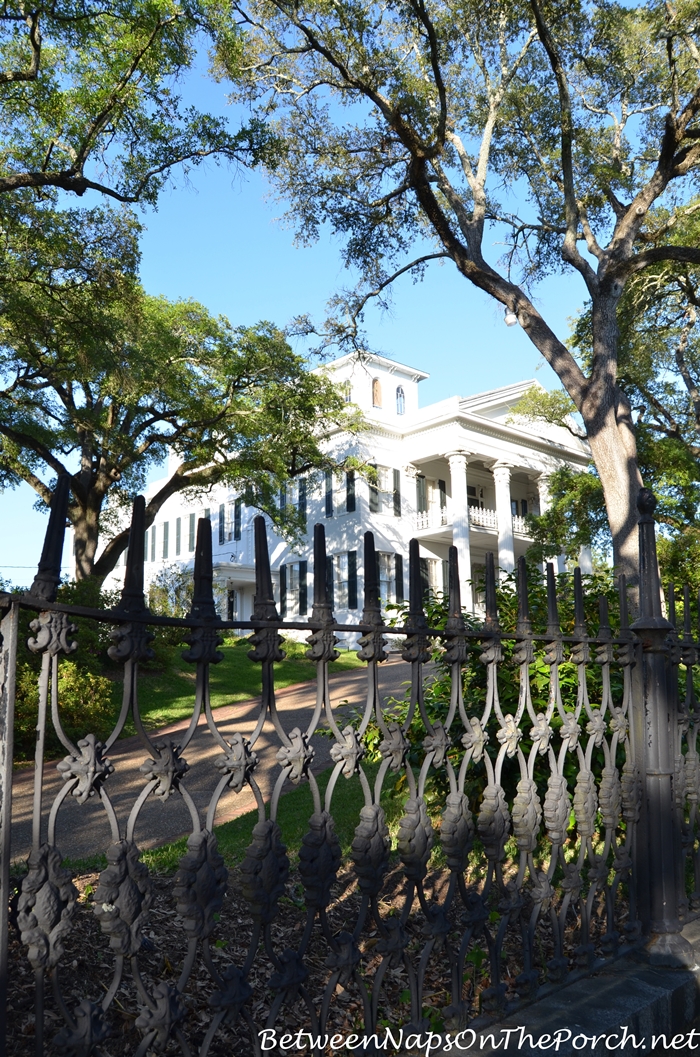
[630,488,695,965]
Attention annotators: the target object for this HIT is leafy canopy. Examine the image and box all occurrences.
[206,0,700,581]
[0,223,361,578]
[0,0,279,204]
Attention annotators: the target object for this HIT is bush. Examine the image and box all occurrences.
[14,659,116,761]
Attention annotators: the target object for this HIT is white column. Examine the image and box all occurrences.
[492,462,515,576]
[446,451,473,611]
[579,546,593,574]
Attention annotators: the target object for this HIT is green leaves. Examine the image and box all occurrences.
[0,0,277,204]
[0,227,361,577]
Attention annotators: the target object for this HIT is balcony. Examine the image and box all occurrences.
[414,506,530,536]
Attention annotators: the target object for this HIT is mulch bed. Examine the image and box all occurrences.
[6,854,624,1056]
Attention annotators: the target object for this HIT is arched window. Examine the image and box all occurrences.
[396,385,406,415]
[372,377,382,407]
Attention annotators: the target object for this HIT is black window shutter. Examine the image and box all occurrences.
[326,555,334,608]
[438,479,447,509]
[395,554,404,603]
[299,560,308,615]
[234,498,242,540]
[280,485,287,512]
[280,564,287,617]
[346,470,356,513]
[219,503,225,545]
[299,479,307,522]
[348,551,357,609]
[369,464,379,513]
[416,475,427,513]
[393,468,401,517]
[325,470,334,517]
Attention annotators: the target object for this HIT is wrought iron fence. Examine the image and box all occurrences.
[0,479,697,1056]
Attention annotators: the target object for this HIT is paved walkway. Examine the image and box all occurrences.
[10,655,419,863]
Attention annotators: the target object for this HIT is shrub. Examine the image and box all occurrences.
[14,659,116,761]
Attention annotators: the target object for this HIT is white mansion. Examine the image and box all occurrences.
[103,353,591,635]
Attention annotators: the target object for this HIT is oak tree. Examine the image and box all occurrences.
[210,0,700,583]
[0,234,359,579]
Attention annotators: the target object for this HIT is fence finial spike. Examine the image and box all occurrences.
[631,487,672,631]
[408,537,428,628]
[574,566,587,637]
[448,545,463,619]
[311,522,334,623]
[314,523,327,601]
[546,563,561,638]
[114,496,148,615]
[252,515,278,620]
[189,517,217,620]
[668,582,677,630]
[29,474,71,602]
[362,530,381,620]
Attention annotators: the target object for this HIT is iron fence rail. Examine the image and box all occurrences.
[0,480,696,1055]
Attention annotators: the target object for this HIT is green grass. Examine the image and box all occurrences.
[122,636,364,735]
[46,762,408,879]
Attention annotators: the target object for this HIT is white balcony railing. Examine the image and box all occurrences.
[468,506,498,530]
[414,506,531,536]
[415,508,450,531]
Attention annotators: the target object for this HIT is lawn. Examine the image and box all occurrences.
[122,635,365,736]
[54,760,409,877]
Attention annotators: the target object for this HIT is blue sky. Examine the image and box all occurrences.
[0,61,588,587]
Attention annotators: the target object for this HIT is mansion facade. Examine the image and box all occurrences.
[102,353,591,639]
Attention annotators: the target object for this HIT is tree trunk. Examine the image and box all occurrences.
[583,399,643,601]
[72,507,100,581]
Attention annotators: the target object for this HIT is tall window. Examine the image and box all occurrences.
[280,561,308,617]
[372,377,382,407]
[467,485,482,509]
[419,557,440,600]
[188,513,196,551]
[343,381,352,403]
[279,484,287,513]
[396,385,405,415]
[332,552,358,610]
[150,525,156,562]
[233,498,242,541]
[219,503,226,545]
[227,589,238,621]
[175,517,181,556]
[377,552,395,605]
[162,522,169,560]
[370,466,400,515]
